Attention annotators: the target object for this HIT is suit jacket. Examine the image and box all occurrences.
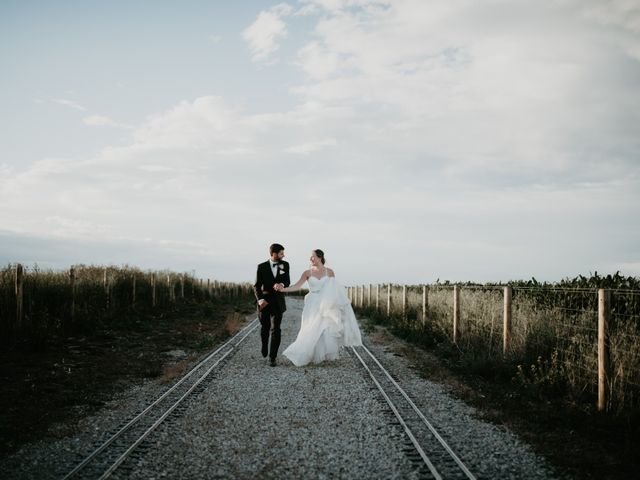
[254,260,291,313]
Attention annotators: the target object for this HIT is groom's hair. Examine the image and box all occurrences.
[270,243,285,254]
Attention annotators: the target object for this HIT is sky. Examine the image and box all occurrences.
[1,0,639,285]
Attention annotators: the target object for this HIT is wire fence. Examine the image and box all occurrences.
[348,283,640,413]
[0,263,254,342]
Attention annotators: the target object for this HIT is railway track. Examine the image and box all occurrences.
[61,317,260,480]
[350,344,477,480]
[60,313,477,479]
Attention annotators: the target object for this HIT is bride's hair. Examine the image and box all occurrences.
[314,249,326,265]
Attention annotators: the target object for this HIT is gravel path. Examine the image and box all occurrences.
[1,298,558,479]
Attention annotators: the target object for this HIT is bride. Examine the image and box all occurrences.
[276,249,362,366]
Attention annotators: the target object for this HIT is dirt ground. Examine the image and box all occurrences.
[363,321,639,480]
[0,298,255,458]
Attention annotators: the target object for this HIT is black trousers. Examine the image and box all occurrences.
[259,306,283,360]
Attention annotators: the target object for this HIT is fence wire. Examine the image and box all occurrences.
[349,283,640,412]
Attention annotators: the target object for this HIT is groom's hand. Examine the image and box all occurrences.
[258,299,267,307]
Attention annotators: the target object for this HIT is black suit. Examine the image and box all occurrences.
[254,260,290,360]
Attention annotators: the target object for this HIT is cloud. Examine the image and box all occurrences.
[580,0,640,60]
[290,0,640,180]
[3,1,639,282]
[130,96,247,149]
[242,3,293,63]
[51,98,87,111]
[297,0,389,15]
[582,0,640,33]
[1,88,638,282]
[285,138,337,154]
[295,41,341,79]
[83,115,133,129]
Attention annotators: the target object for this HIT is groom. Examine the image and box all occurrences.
[253,243,290,366]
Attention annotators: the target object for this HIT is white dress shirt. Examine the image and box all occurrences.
[269,260,279,278]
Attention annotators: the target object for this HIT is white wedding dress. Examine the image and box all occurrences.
[283,269,363,366]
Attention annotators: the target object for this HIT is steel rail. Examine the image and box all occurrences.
[351,344,476,480]
[350,346,442,479]
[62,317,260,480]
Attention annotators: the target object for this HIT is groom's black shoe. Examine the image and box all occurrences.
[261,345,268,358]
[269,357,277,367]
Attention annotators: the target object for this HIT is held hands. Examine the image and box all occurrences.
[273,283,285,292]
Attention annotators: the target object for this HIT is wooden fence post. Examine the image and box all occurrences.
[422,285,428,325]
[167,274,173,302]
[151,273,156,307]
[15,264,24,330]
[376,284,380,311]
[360,285,364,308]
[69,267,76,322]
[207,279,211,297]
[598,288,610,412]
[386,284,391,316]
[503,286,512,355]
[367,284,372,307]
[453,285,461,344]
[402,285,407,319]
[103,268,110,311]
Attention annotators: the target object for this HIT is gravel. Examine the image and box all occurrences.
[360,335,560,480]
[1,298,558,479]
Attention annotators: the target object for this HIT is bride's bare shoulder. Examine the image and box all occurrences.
[327,268,335,277]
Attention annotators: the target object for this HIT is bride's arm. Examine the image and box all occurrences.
[281,270,309,293]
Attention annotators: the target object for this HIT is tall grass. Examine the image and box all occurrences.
[0,263,254,346]
[353,274,640,414]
